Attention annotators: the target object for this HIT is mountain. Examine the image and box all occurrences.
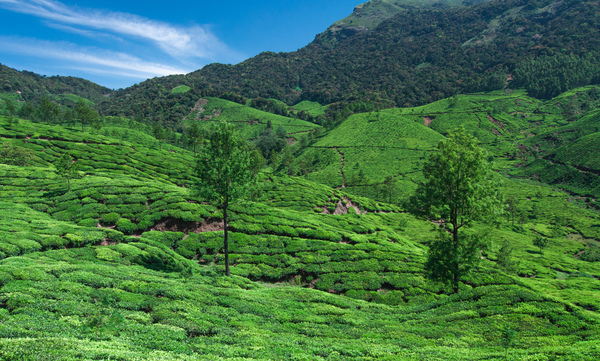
[99,0,600,125]
[317,0,492,44]
[0,63,113,104]
[186,0,600,106]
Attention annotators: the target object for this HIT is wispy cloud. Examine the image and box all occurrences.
[0,36,190,79]
[0,0,235,60]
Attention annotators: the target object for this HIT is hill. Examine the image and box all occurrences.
[2,86,600,358]
[0,64,113,104]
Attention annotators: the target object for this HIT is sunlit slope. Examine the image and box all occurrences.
[0,118,197,187]
[291,91,553,199]
[183,97,320,141]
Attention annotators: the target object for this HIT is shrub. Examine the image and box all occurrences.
[101,212,121,225]
[116,218,139,234]
[78,218,99,227]
[40,235,66,249]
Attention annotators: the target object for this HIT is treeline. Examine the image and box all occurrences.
[513,53,600,99]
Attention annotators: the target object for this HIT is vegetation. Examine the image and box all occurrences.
[1,0,600,358]
[195,122,259,276]
[410,128,501,293]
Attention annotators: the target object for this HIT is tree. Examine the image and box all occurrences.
[55,153,80,190]
[5,99,16,125]
[195,122,259,276]
[533,236,549,256]
[254,127,285,158]
[187,123,202,154]
[410,127,501,293]
[75,99,98,132]
[36,96,59,124]
[18,101,34,120]
[63,108,75,126]
[152,124,165,150]
[383,175,396,204]
[497,239,518,274]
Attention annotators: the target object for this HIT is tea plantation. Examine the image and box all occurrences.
[2,88,600,359]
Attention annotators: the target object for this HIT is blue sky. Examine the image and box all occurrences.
[0,0,362,89]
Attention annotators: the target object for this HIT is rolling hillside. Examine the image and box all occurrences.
[2,84,600,357]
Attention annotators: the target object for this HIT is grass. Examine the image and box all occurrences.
[171,85,191,94]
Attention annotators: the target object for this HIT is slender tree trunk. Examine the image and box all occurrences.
[223,204,230,277]
[453,223,459,294]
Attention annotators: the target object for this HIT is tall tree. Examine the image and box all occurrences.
[18,101,34,120]
[187,123,202,154]
[152,124,165,150]
[4,99,16,127]
[410,127,501,293]
[75,99,98,132]
[195,122,259,276]
[36,96,59,124]
[383,175,395,204]
[55,153,80,190]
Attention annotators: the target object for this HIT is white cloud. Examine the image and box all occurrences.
[0,0,233,60]
[0,36,190,79]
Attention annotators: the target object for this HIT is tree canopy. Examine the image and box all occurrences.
[410,127,501,293]
[195,122,259,276]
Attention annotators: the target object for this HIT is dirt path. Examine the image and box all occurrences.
[334,147,346,188]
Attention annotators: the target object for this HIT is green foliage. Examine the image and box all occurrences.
[411,128,501,293]
[195,122,259,276]
[514,53,600,99]
[497,239,519,274]
[35,96,60,124]
[54,153,80,189]
[533,236,550,256]
[196,122,259,208]
[75,99,98,132]
[0,141,35,166]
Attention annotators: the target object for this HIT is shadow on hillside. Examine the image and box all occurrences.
[41,189,69,198]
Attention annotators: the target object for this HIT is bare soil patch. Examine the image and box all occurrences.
[151,217,224,233]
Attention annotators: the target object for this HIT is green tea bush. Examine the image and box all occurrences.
[77,218,97,227]
[580,245,600,262]
[40,235,66,249]
[100,212,120,225]
[141,231,185,248]
[116,219,138,234]
[60,271,112,288]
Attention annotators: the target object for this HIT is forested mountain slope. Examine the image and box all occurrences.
[316,0,492,44]
[0,64,113,104]
[188,0,600,106]
[98,0,600,124]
